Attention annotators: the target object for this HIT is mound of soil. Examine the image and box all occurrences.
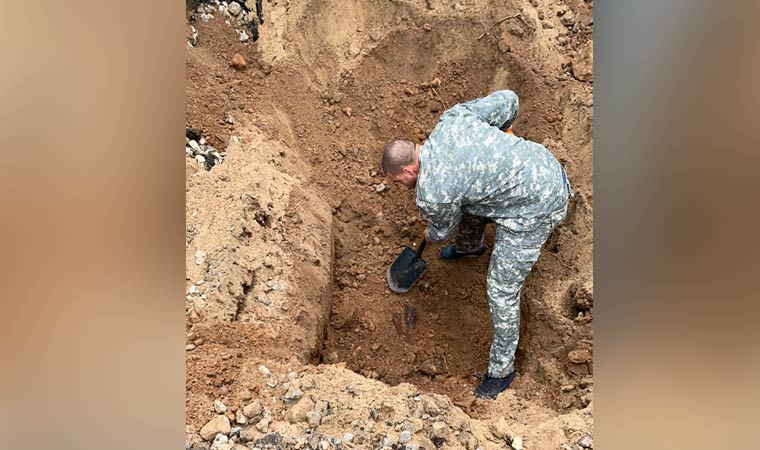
[186,0,594,448]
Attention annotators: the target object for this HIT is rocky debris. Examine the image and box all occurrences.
[200,415,231,441]
[195,250,207,265]
[568,348,592,364]
[343,107,352,117]
[186,134,223,170]
[425,0,435,10]
[300,375,315,390]
[210,433,230,450]
[230,53,247,70]
[571,41,593,82]
[227,1,242,16]
[327,94,342,105]
[286,397,315,423]
[458,431,479,450]
[423,23,432,31]
[489,417,512,440]
[258,365,271,377]
[348,44,361,58]
[578,435,593,448]
[238,30,249,42]
[511,436,524,450]
[431,421,450,443]
[283,385,304,402]
[235,408,247,425]
[399,430,412,444]
[213,399,227,414]
[187,26,199,47]
[374,183,386,193]
[418,358,444,377]
[243,400,262,418]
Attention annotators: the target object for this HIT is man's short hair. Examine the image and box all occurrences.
[381,139,416,175]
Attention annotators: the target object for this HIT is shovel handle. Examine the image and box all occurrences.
[415,238,427,258]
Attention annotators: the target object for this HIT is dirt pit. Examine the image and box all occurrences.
[186,0,593,448]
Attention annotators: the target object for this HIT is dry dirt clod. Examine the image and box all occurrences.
[200,415,232,441]
[568,348,592,364]
[230,53,247,70]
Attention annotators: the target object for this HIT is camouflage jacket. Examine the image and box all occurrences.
[416,90,569,241]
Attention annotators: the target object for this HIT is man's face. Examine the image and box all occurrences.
[388,166,418,189]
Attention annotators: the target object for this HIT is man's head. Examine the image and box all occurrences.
[381,139,419,188]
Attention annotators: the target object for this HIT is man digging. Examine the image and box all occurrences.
[381,90,573,399]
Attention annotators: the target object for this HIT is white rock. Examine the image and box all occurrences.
[511,436,524,450]
[211,433,230,450]
[343,433,354,442]
[400,430,412,444]
[189,140,202,152]
[195,250,207,265]
[374,183,386,193]
[578,435,593,448]
[228,1,242,16]
[258,365,271,377]
[239,30,249,42]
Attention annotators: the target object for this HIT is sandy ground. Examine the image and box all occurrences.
[185,0,593,448]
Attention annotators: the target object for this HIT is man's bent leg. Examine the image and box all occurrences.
[455,214,489,252]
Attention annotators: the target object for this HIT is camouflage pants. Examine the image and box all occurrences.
[455,213,564,378]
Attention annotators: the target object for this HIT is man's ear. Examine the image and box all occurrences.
[402,165,416,176]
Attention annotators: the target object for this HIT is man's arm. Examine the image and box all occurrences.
[456,90,519,130]
[417,200,461,242]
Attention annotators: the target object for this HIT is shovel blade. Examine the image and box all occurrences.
[386,246,428,293]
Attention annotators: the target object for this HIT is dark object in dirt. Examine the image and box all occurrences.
[386,238,427,293]
[254,432,282,448]
[204,151,221,170]
[418,358,444,376]
[474,372,515,399]
[186,127,202,142]
[241,0,264,42]
[392,302,417,337]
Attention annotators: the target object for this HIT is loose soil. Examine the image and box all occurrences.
[186,0,594,448]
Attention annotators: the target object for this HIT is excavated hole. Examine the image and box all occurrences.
[307,23,579,410]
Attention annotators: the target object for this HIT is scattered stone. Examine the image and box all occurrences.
[399,430,412,444]
[210,433,230,450]
[243,400,262,418]
[423,23,432,31]
[369,31,381,41]
[213,400,228,414]
[186,344,196,351]
[511,436,524,450]
[343,432,354,443]
[458,431,479,450]
[230,53,247,70]
[343,107,352,117]
[561,384,576,392]
[579,377,594,389]
[235,408,247,425]
[284,386,304,402]
[328,94,342,105]
[418,359,444,377]
[431,421,450,442]
[425,0,435,10]
[404,87,415,96]
[568,348,592,364]
[200,415,232,441]
[489,418,510,440]
[227,1,242,16]
[374,183,386,193]
[254,432,283,448]
[421,395,441,416]
[571,41,593,82]
[300,375,315,390]
[348,44,361,57]
[267,378,278,388]
[255,415,271,432]
[286,397,315,424]
[187,26,198,46]
[259,365,271,377]
[578,435,593,448]
[195,250,207,265]
[306,408,322,428]
[239,30,249,42]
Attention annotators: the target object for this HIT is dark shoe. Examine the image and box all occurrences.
[474,372,515,399]
[438,243,486,261]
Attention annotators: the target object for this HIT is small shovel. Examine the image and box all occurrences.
[386,238,428,294]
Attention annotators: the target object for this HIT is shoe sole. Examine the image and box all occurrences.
[439,253,484,262]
